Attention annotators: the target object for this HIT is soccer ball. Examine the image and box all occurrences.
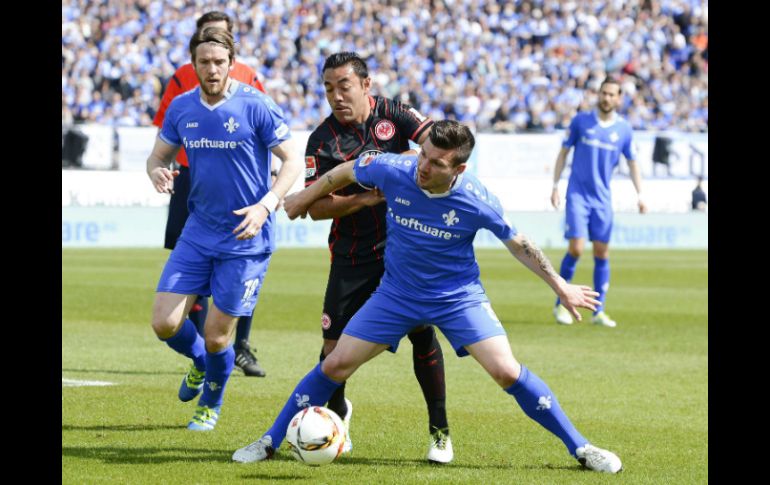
[285,406,347,465]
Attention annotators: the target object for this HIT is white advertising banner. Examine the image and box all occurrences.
[62,206,707,249]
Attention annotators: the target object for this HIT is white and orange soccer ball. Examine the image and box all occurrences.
[285,406,347,465]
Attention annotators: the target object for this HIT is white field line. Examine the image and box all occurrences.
[62,378,117,387]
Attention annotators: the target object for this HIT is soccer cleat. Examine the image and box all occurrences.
[553,304,574,325]
[426,426,453,464]
[342,398,353,453]
[576,444,622,473]
[187,404,221,431]
[234,339,267,377]
[232,436,275,463]
[178,364,205,402]
[591,311,617,328]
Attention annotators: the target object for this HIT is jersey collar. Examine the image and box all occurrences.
[415,168,466,198]
[594,110,619,128]
[199,79,239,111]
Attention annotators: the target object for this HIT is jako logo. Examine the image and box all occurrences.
[388,208,456,240]
[183,137,238,149]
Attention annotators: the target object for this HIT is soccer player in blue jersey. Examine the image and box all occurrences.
[233,120,623,473]
[145,27,302,431]
[550,77,647,328]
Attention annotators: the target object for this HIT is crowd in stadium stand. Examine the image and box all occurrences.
[62,0,708,133]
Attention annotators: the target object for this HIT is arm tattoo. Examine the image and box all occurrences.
[325,173,334,187]
[520,236,558,278]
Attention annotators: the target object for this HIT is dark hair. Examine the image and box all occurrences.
[322,52,369,79]
[196,11,233,32]
[600,76,621,92]
[189,27,235,62]
[429,120,475,166]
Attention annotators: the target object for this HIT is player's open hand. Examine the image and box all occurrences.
[283,191,310,220]
[550,189,560,209]
[150,168,179,194]
[638,200,648,214]
[558,284,600,322]
[232,204,269,240]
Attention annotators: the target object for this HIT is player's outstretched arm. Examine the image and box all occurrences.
[306,189,385,221]
[503,234,600,321]
[550,146,570,209]
[269,139,303,201]
[232,138,303,240]
[146,137,181,194]
[284,160,357,220]
[627,159,647,213]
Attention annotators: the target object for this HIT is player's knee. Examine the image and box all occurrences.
[151,314,180,339]
[489,364,521,388]
[321,353,353,382]
[204,334,230,353]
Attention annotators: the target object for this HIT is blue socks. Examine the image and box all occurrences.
[161,319,206,371]
[505,365,587,456]
[555,252,579,306]
[593,257,610,314]
[263,363,342,448]
[198,346,235,408]
[235,313,254,344]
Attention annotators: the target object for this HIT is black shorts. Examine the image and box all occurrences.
[321,260,385,340]
[164,165,191,250]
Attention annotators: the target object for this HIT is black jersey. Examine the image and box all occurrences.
[305,95,433,266]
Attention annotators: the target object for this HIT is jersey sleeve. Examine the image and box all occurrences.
[386,98,434,142]
[158,98,182,146]
[622,125,636,161]
[152,73,184,128]
[478,189,517,241]
[304,129,327,187]
[352,152,393,190]
[253,94,291,149]
[562,115,580,148]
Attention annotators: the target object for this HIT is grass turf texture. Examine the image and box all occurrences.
[62,248,707,484]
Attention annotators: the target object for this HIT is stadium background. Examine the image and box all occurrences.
[62,1,707,483]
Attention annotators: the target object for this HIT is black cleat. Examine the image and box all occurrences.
[234,339,266,377]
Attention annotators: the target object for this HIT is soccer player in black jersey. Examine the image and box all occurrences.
[303,52,452,463]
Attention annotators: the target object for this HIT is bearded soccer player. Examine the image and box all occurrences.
[550,77,646,328]
[153,11,269,376]
[147,27,301,431]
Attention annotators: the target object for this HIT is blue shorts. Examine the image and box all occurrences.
[564,193,613,243]
[156,238,271,317]
[343,286,507,357]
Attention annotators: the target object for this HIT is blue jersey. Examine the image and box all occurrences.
[563,111,635,206]
[353,153,517,301]
[160,80,291,255]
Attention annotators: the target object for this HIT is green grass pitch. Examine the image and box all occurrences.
[62,248,707,484]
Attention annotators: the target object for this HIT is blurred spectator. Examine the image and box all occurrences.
[691,176,707,211]
[61,0,708,133]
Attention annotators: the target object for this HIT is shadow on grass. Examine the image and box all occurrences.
[62,368,180,376]
[61,445,235,464]
[63,424,184,432]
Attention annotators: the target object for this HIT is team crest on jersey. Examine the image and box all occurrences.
[321,313,331,330]
[609,131,619,143]
[358,154,376,167]
[224,117,240,134]
[374,120,396,141]
[305,156,317,177]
